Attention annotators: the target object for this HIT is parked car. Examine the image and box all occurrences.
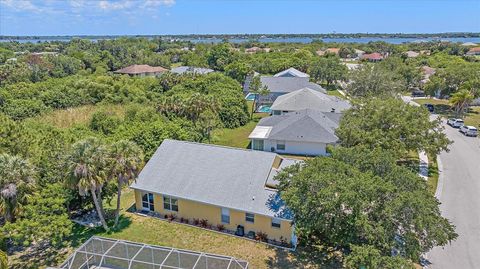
[447,119,464,128]
[460,126,478,137]
[423,103,434,113]
[412,90,425,97]
[447,118,456,126]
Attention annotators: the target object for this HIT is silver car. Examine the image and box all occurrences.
[460,125,478,137]
[447,118,464,128]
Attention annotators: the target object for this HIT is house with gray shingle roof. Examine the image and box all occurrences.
[249,109,340,156]
[170,66,214,75]
[273,67,309,78]
[130,139,298,247]
[270,87,351,115]
[253,77,326,105]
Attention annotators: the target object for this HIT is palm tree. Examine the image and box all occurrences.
[0,154,35,223]
[450,89,474,117]
[109,140,144,228]
[65,137,110,231]
[0,250,7,269]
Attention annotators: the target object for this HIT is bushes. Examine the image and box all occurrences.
[89,111,122,135]
[1,99,48,120]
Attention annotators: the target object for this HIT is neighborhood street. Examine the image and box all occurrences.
[427,122,480,269]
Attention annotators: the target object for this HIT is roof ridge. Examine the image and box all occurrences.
[163,139,277,155]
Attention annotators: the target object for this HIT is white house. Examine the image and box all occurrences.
[270,87,351,115]
[249,109,340,156]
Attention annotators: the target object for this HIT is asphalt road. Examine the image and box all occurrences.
[426,121,480,269]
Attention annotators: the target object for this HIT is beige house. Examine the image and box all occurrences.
[131,140,298,247]
[114,64,168,77]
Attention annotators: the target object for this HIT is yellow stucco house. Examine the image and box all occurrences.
[130,139,298,247]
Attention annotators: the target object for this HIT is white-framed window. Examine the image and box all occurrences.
[276,141,286,151]
[271,218,281,228]
[163,195,178,212]
[142,193,154,211]
[221,208,230,224]
[245,212,255,223]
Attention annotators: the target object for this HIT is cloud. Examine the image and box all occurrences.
[97,0,175,11]
[0,0,41,12]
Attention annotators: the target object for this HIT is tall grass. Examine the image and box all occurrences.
[31,104,128,128]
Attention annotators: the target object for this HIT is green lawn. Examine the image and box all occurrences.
[427,154,439,195]
[211,101,269,149]
[326,89,345,99]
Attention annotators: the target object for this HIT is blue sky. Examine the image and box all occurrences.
[0,0,479,36]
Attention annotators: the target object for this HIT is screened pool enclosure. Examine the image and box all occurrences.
[55,237,249,269]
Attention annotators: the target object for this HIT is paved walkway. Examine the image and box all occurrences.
[418,151,429,180]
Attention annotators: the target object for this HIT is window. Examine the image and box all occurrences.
[142,193,154,211]
[276,142,286,151]
[271,218,281,228]
[163,195,178,212]
[221,208,230,224]
[245,213,255,223]
[273,110,281,115]
[252,140,264,151]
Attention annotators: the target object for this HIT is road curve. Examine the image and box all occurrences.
[426,122,480,269]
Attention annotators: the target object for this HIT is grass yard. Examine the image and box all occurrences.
[427,154,439,195]
[326,89,345,99]
[211,101,269,149]
[11,188,338,269]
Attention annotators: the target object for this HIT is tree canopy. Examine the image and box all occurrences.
[276,146,457,266]
[336,98,451,157]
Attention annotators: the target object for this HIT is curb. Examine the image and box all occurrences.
[434,155,445,200]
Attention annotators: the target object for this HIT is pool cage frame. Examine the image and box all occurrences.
[57,236,249,269]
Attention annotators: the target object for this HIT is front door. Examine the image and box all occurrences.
[142,193,154,211]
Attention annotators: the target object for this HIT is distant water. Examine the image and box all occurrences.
[1,37,480,44]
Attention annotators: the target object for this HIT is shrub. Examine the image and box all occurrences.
[256,231,268,242]
[89,110,122,135]
[216,224,225,231]
[199,219,209,228]
[167,213,176,221]
[193,218,200,226]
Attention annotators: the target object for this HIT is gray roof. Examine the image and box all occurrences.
[130,139,294,220]
[270,87,351,113]
[252,109,340,144]
[273,67,310,78]
[260,76,326,94]
[170,66,214,75]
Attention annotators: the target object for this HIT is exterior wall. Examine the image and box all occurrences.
[262,139,327,156]
[133,190,294,244]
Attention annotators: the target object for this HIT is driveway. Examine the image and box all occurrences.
[426,121,480,269]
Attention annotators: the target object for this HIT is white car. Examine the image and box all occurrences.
[460,125,478,137]
[447,118,464,128]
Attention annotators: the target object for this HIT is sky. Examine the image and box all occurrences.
[0,0,479,36]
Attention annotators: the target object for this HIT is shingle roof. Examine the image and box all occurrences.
[260,77,326,94]
[114,64,168,75]
[270,87,351,113]
[170,66,214,75]
[468,47,480,53]
[251,109,340,144]
[130,139,294,220]
[274,67,310,78]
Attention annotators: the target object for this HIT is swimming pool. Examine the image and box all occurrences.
[257,105,271,113]
[245,93,257,101]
